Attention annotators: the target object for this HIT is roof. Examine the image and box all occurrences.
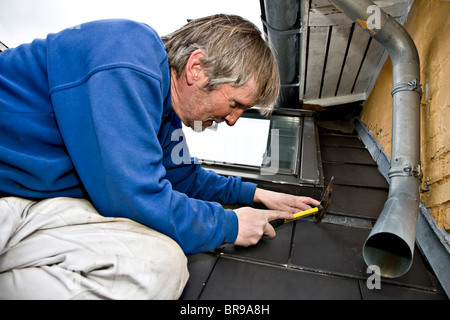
[300,0,414,107]
[0,41,8,52]
[180,116,447,300]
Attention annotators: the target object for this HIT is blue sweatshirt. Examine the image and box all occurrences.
[0,19,257,254]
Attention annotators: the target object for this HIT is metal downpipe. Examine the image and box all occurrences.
[260,0,301,109]
[330,0,422,278]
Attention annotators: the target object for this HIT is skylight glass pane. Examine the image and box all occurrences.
[182,113,301,175]
[183,117,270,167]
[270,115,301,173]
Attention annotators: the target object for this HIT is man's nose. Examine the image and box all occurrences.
[225,108,245,126]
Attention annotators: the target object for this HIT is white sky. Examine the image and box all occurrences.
[0,0,263,48]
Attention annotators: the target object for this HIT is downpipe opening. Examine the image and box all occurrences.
[363,232,413,278]
[362,191,419,278]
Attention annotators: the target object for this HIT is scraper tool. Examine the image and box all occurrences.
[269,176,334,228]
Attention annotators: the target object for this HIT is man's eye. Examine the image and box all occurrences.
[232,102,244,109]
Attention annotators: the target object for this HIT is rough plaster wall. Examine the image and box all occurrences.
[360,0,450,231]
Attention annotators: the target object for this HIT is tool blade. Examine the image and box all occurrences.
[313,176,334,223]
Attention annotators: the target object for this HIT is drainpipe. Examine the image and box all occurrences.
[260,0,301,109]
[330,0,422,278]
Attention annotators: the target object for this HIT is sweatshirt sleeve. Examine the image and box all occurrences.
[50,66,239,254]
[159,112,257,205]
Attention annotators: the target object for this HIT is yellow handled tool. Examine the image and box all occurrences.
[286,205,323,222]
[269,176,334,228]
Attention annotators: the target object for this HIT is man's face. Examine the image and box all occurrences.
[179,77,257,132]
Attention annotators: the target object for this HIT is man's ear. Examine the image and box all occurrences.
[185,49,207,86]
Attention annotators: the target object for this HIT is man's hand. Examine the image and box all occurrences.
[233,207,294,247]
[253,188,320,214]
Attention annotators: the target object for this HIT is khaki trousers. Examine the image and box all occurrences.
[0,197,189,300]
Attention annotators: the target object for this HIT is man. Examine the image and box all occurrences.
[0,15,319,299]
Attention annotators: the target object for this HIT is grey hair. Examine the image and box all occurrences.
[162,14,280,115]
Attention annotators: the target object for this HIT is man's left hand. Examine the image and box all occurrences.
[253,188,320,214]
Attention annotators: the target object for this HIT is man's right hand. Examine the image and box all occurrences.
[233,207,294,247]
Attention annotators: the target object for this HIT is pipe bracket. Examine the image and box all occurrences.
[389,163,423,179]
[261,17,302,36]
[391,78,423,97]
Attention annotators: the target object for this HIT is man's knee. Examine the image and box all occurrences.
[0,197,189,299]
[60,218,190,300]
[127,226,190,299]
